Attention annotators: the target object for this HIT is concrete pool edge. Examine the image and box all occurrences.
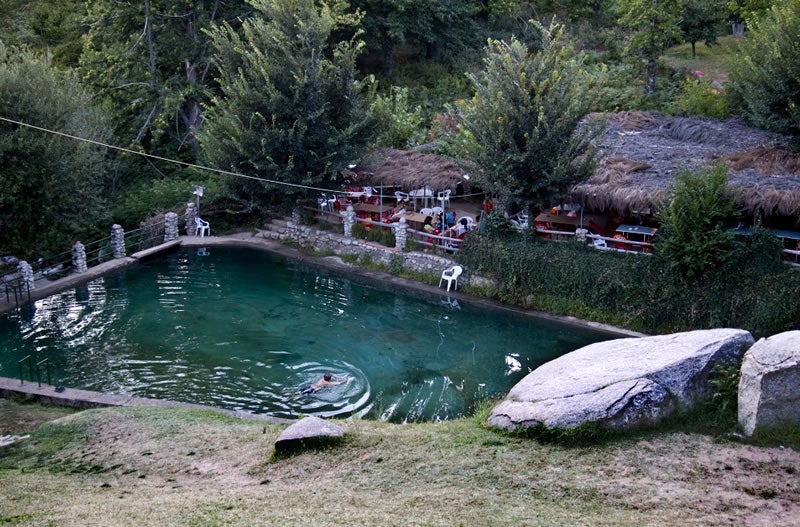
[0,375,292,424]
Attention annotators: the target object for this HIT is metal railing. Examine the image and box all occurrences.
[126,222,167,253]
[0,214,181,291]
[83,235,114,267]
[313,207,467,253]
[585,233,654,254]
[17,355,52,387]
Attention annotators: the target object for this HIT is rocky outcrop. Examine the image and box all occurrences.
[489,328,754,432]
[274,416,344,454]
[738,331,800,436]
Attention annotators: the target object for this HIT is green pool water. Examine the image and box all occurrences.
[0,247,613,422]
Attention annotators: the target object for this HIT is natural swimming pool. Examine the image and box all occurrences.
[0,247,615,422]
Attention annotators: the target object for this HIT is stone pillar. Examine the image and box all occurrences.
[72,242,87,273]
[291,207,302,226]
[343,205,356,238]
[185,202,198,236]
[164,212,180,242]
[393,217,408,251]
[18,260,35,290]
[111,224,126,259]
[575,228,588,242]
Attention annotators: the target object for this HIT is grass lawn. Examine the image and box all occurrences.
[1,402,799,526]
[662,35,742,83]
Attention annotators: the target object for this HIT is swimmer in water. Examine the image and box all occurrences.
[301,372,349,395]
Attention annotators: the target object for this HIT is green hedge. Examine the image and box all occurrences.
[457,233,800,338]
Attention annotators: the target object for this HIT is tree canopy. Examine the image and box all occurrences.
[79,0,249,160]
[200,0,381,212]
[462,21,603,215]
[617,0,682,96]
[0,44,112,258]
[729,0,800,137]
[680,0,727,58]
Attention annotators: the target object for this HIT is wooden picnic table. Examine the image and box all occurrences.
[397,212,429,228]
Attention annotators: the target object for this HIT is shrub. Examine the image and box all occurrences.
[477,211,517,239]
[729,0,800,137]
[379,229,396,248]
[389,254,403,274]
[369,85,426,149]
[457,226,800,338]
[675,78,730,118]
[351,223,367,239]
[654,162,738,278]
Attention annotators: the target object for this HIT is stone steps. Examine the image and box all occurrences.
[258,217,295,241]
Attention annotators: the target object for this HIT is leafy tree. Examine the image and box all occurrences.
[28,0,86,67]
[654,162,738,278]
[617,0,682,96]
[462,20,603,216]
[79,0,249,168]
[0,44,112,258]
[726,0,773,31]
[200,0,381,211]
[0,0,86,68]
[369,86,425,149]
[729,0,800,137]
[680,0,726,57]
[352,0,482,77]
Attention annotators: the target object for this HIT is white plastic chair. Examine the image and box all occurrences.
[318,193,330,212]
[419,207,434,216]
[437,189,451,208]
[394,191,409,203]
[462,216,477,229]
[593,237,607,248]
[431,206,444,216]
[410,186,433,209]
[195,216,210,237]
[439,265,463,292]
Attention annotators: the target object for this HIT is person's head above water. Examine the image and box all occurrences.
[323,372,333,381]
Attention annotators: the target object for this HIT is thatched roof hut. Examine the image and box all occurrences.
[570,112,800,218]
[354,148,469,191]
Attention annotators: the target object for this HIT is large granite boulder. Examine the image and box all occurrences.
[738,331,800,437]
[274,416,344,454]
[489,328,754,431]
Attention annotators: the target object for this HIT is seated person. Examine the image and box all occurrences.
[445,218,469,239]
[444,210,456,227]
[423,215,440,235]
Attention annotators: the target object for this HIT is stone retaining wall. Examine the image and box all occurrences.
[261,218,482,285]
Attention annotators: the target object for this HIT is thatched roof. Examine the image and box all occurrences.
[570,112,800,218]
[354,148,468,191]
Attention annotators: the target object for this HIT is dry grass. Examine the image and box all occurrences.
[1,404,799,526]
[725,147,800,176]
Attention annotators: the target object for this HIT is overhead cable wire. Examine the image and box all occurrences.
[0,115,487,200]
[0,116,337,194]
